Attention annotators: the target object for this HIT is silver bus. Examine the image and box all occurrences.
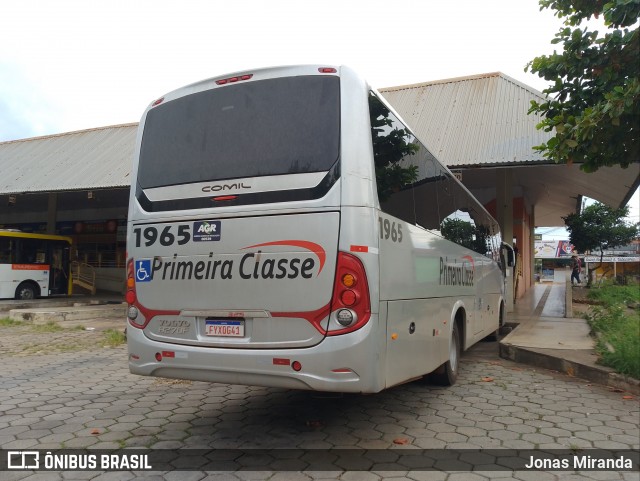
[126,65,508,393]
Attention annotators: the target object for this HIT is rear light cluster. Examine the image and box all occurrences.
[216,74,253,85]
[126,258,179,329]
[327,252,371,336]
[126,258,143,327]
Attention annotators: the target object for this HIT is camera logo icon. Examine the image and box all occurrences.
[7,451,39,470]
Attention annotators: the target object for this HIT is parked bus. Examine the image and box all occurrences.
[0,230,73,300]
[126,65,509,393]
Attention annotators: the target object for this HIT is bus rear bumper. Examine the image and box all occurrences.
[127,319,382,393]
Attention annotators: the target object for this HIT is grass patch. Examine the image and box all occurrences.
[585,284,640,380]
[102,328,127,347]
[0,317,22,327]
[587,282,639,307]
[32,321,67,333]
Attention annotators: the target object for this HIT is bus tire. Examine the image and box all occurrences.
[430,322,460,386]
[15,282,39,300]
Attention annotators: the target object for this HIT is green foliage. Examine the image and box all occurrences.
[0,317,22,327]
[526,0,640,172]
[440,218,489,253]
[587,281,640,306]
[369,95,420,202]
[585,282,639,378]
[586,304,640,379]
[32,321,66,333]
[375,163,419,203]
[563,202,640,255]
[102,328,127,347]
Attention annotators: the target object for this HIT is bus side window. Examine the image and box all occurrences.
[18,239,48,264]
[368,91,501,256]
[0,238,12,264]
[369,91,431,226]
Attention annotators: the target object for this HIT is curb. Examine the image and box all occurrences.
[9,303,126,324]
[499,341,640,395]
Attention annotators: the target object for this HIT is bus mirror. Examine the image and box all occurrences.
[501,243,515,267]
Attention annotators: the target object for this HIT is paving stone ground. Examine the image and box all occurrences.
[0,324,638,480]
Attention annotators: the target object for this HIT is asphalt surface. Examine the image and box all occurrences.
[0,320,638,480]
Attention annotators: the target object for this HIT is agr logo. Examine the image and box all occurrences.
[197,223,217,234]
[193,221,221,242]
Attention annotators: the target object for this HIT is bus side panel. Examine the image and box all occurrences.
[0,266,15,298]
[477,258,504,338]
[384,298,449,387]
[336,205,385,389]
[0,265,50,299]
[379,214,502,386]
[378,218,453,387]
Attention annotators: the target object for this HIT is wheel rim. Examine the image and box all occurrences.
[19,287,34,300]
[449,331,459,373]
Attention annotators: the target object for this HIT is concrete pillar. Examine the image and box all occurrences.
[530,205,536,286]
[46,193,57,234]
[497,169,514,312]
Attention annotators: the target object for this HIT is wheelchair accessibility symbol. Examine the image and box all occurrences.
[135,260,152,282]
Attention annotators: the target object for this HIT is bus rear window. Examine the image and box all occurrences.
[138,75,340,189]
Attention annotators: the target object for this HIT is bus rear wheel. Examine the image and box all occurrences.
[430,322,460,386]
[15,282,38,300]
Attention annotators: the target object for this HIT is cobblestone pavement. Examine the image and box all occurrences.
[0,324,638,480]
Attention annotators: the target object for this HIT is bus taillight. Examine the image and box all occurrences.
[327,252,371,335]
[126,258,180,329]
[126,258,139,321]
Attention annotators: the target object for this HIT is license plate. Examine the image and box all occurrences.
[205,319,244,337]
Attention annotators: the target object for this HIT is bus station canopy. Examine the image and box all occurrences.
[380,72,639,226]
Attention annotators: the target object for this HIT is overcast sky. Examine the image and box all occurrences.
[1,0,563,141]
[1,0,637,226]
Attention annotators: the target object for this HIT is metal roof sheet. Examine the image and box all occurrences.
[379,72,553,167]
[0,123,137,195]
[380,72,639,226]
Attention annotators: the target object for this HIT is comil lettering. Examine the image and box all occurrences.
[202,182,251,193]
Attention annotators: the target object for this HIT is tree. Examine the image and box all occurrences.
[369,94,419,202]
[526,0,640,173]
[563,202,640,284]
[440,218,490,254]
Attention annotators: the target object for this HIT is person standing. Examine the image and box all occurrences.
[570,254,582,286]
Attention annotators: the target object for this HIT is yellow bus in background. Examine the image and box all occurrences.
[0,230,72,300]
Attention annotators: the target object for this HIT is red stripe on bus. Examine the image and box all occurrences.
[272,303,331,334]
[242,240,327,274]
[11,264,49,271]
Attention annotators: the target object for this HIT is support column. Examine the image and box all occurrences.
[46,193,57,234]
[496,170,514,312]
[530,205,536,286]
